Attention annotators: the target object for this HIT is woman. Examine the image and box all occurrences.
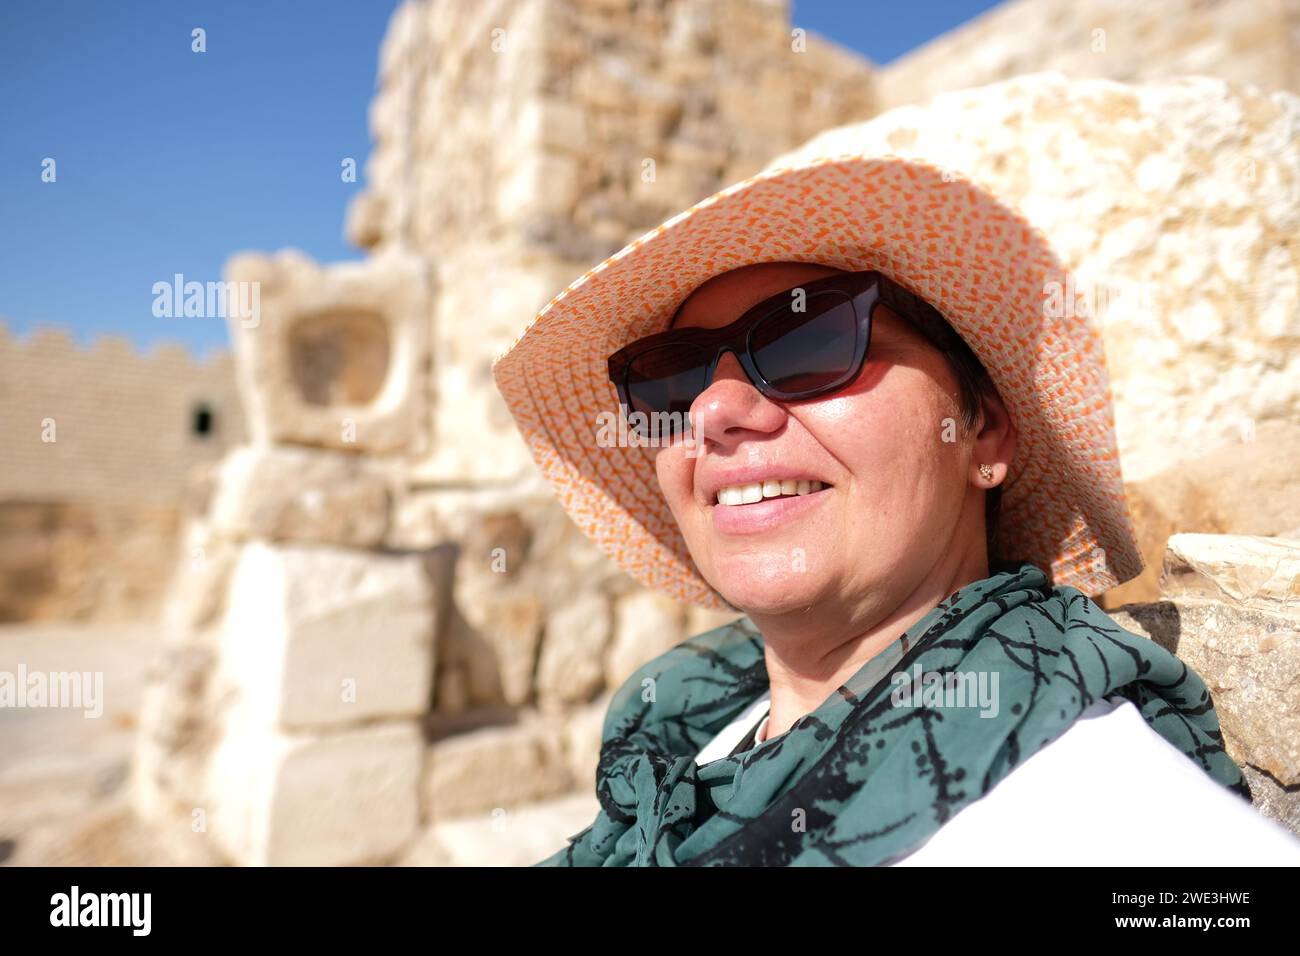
[491,141,1300,865]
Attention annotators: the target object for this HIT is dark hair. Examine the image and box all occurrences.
[955,340,1004,562]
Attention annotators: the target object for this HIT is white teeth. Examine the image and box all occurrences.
[715,479,830,505]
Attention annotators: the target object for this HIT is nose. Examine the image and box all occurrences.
[690,348,788,449]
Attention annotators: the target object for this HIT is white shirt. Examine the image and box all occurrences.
[693,690,774,765]
[695,692,1300,865]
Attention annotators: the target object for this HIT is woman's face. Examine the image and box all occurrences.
[651,261,1013,618]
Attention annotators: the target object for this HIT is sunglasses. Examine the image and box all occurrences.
[607,269,959,436]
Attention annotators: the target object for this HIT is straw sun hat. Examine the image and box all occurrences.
[492,107,1145,612]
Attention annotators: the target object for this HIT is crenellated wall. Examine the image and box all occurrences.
[0,323,243,505]
[0,323,244,621]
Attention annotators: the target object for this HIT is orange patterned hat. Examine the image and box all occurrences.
[492,148,1144,611]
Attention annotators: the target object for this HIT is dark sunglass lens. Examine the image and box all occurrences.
[750,291,859,393]
[625,344,712,421]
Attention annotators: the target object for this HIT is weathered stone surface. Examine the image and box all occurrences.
[424,714,573,819]
[161,519,238,634]
[398,790,601,867]
[1242,764,1300,836]
[218,542,435,729]
[224,247,431,454]
[875,0,1300,110]
[564,691,610,795]
[536,592,612,708]
[1112,596,1300,784]
[1108,420,1300,606]
[0,501,180,623]
[418,251,583,485]
[605,590,686,691]
[207,719,422,866]
[445,582,543,709]
[428,487,634,710]
[344,191,387,250]
[208,445,390,549]
[1109,534,1300,834]
[1160,533,1300,614]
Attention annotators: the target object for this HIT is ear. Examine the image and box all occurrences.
[969,388,1016,488]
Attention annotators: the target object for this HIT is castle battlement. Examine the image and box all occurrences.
[0,320,236,376]
[0,319,245,506]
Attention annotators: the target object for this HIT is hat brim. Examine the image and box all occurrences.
[493,154,1144,609]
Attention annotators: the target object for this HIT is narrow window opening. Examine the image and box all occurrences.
[192,402,215,438]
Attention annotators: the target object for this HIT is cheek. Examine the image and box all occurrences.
[804,370,963,491]
[653,445,694,515]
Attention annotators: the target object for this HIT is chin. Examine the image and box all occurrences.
[708,557,828,616]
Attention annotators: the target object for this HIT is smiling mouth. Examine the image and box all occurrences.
[714,479,831,506]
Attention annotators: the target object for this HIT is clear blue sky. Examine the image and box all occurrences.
[0,0,1002,358]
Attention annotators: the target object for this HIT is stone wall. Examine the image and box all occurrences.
[0,325,243,505]
[875,0,1300,109]
[1110,533,1300,835]
[0,325,244,621]
[352,0,877,486]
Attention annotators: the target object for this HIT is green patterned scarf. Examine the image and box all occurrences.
[538,559,1248,866]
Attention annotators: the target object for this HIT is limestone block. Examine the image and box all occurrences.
[536,592,611,707]
[0,501,181,623]
[665,1,716,57]
[138,644,218,749]
[131,644,218,830]
[874,0,1300,111]
[564,691,610,794]
[1160,534,1300,614]
[161,519,238,634]
[401,791,601,867]
[516,95,589,153]
[208,445,390,549]
[446,580,543,709]
[207,719,422,866]
[424,714,573,819]
[604,589,686,690]
[224,247,431,454]
[219,542,435,729]
[344,191,388,250]
[419,249,578,484]
[496,152,581,222]
[1107,420,1300,606]
[1110,534,1300,802]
